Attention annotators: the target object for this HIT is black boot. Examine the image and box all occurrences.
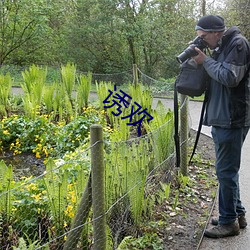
[204,222,240,238]
[211,214,247,229]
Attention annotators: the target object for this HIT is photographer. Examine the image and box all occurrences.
[192,15,250,238]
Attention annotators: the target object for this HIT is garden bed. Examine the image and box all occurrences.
[160,130,217,250]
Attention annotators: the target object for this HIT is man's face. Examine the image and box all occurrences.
[196,30,221,49]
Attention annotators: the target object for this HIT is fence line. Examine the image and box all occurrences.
[0,65,191,249]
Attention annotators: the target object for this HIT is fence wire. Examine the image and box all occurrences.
[0,118,183,249]
[0,68,191,249]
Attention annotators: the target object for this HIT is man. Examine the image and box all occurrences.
[192,15,250,238]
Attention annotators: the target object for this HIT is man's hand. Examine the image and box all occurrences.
[192,47,207,64]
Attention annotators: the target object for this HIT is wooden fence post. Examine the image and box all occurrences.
[180,94,188,176]
[133,64,138,85]
[63,175,92,250]
[91,124,106,250]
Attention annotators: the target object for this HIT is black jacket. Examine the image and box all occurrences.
[203,26,250,128]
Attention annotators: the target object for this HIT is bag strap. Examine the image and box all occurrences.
[188,91,208,164]
[174,80,180,168]
[174,80,208,168]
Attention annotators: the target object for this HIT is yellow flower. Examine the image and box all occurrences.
[65,205,74,218]
[12,207,17,212]
[14,149,22,155]
[36,152,41,159]
[71,195,76,204]
[43,147,49,157]
[26,183,37,191]
[3,130,9,135]
[32,193,42,201]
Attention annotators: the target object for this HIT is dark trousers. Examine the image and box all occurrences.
[211,126,249,225]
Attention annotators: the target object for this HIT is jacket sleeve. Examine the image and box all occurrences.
[203,37,250,87]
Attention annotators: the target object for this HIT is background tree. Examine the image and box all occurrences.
[220,0,250,39]
[0,0,235,80]
[0,0,49,65]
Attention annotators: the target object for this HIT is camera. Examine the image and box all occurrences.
[176,36,208,64]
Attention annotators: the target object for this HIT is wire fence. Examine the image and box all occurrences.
[0,123,178,249]
[0,66,191,249]
[1,64,175,97]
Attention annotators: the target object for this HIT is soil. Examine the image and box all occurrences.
[158,130,217,250]
[0,152,45,180]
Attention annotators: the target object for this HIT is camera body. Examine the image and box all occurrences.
[176,36,208,63]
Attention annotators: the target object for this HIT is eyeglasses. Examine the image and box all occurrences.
[198,32,214,40]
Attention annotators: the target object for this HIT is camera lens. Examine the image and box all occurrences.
[176,44,198,63]
[176,36,208,63]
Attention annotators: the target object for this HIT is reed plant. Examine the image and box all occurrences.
[60,63,76,102]
[144,100,174,164]
[96,81,117,127]
[21,65,47,118]
[52,82,73,122]
[0,161,14,222]
[43,84,56,114]
[76,72,92,112]
[0,73,12,116]
[128,83,153,112]
[43,159,69,244]
[105,136,153,226]
[96,81,113,110]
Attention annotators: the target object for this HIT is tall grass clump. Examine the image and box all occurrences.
[0,73,12,117]
[105,135,154,247]
[61,63,76,103]
[144,100,174,164]
[43,84,56,114]
[128,83,153,113]
[21,65,47,118]
[76,72,92,112]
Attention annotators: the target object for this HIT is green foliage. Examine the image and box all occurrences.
[21,65,47,118]
[128,83,153,113]
[178,173,192,189]
[0,73,12,116]
[43,85,56,113]
[43,159,68,230]
[0,161,14,222]
[0,108,101,158]
[158,182,171,203]
[117,233,163,250]
[96,81,114,110]
[0,0,52,65]
[0,0,227,78]
[105,136,153,228]
[144,100,175,163]
[12,176,48,240]
[76,72,92,110]
[0,76,179,248]
[61,63,76,100]
[13,235,46,250]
